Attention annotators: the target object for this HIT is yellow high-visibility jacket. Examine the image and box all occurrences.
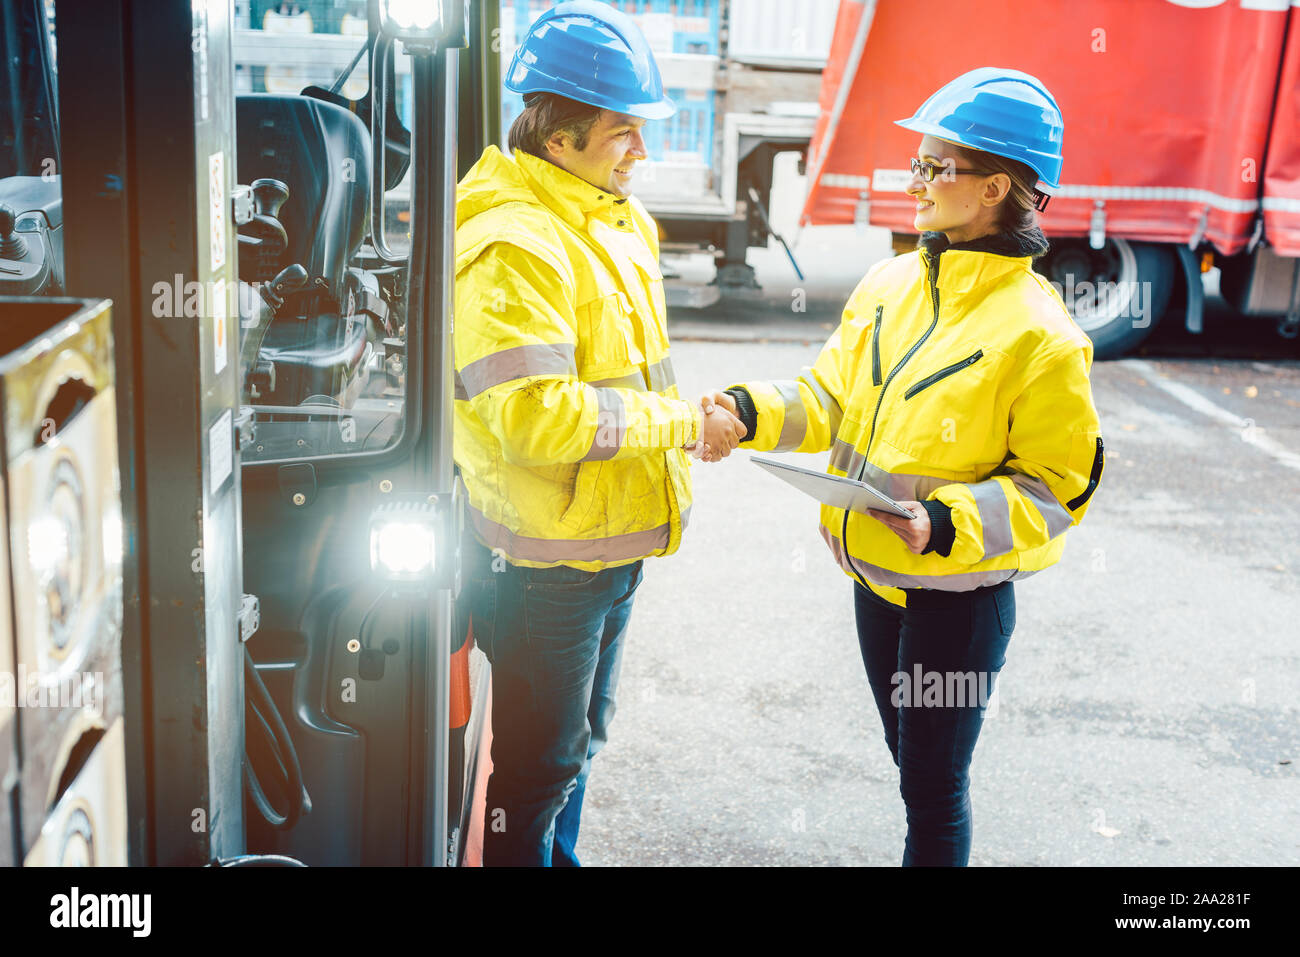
[453,146,699,569]
[731,229,1105,607]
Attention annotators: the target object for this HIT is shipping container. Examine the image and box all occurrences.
[497,0,837,296]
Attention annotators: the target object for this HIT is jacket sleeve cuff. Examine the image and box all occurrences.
[724,387,758,443]
[920,498,956,557]
[682,399,700,447]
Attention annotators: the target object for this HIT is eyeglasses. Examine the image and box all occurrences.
[910,157,997,182]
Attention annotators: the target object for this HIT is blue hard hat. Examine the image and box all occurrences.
[505,0,676,120]
[896,67,1064,190]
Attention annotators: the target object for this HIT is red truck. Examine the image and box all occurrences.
[802,0,1300,358]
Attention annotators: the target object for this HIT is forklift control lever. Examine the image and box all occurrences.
[259,263,311,314]
[0,203,28,259]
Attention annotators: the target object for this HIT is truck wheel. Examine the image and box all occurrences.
[1037,238,1174,359]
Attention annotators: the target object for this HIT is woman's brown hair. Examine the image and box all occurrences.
[949,142,1044,244]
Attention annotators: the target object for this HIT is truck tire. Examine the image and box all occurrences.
[1036,238,1175,359]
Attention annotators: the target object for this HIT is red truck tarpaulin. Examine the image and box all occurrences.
[803,0,1300,257]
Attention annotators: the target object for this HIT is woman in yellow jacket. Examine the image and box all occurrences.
[705,69,1104,866]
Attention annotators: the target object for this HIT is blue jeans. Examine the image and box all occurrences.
[463,534,641,867]
[854,580,1015,866]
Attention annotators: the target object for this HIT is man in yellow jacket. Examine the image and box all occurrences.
[454,1,745,866]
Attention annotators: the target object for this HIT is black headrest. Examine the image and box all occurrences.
[236,94,372,297]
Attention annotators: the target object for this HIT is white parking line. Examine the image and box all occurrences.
[1121,358,1300,473]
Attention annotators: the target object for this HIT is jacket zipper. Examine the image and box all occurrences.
[842,248,944,588]
[903,349,984,400]
[871,304,883,386]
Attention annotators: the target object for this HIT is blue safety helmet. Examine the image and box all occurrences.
[896,67,1064,196]
[505,0,676,120]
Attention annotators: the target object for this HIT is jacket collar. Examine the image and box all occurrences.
[918,226,1050,297]
[512,148,628,230]
[919,227,1049,259]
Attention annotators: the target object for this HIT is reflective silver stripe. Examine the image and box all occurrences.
[859,460,949,503]
[587,357,675,393]
[820,522,1013,590]
[772,380,808,451]
[588,372,644,390]
[584,389,626,461]
[1052,185,1258,213]
[469,502,672,563]
[821,522,848,570]
[970,480,1014,559]
[830,444,953,501]
[827,453,1063,549]
[647,356,676,392]
[827,527,1018,590]
[454,373,469,401]
[829,438,863,477]
[1008,472,1073,538]
[856,560,1017,591]
[821,173,872,190]
[797,367,843,437]
[458,342,577,398]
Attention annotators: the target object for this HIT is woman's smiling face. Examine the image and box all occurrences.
[907,135,1010,244]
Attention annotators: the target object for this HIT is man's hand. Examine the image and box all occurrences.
[865,501,931,554]
[685,393,746,462]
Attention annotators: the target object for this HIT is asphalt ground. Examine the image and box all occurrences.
[573,219,1300,866]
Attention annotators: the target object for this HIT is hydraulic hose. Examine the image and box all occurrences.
[243,645,312,831]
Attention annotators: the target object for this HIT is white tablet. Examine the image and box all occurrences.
[751,455,917,520]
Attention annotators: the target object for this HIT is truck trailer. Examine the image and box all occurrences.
[803,0,1300,358]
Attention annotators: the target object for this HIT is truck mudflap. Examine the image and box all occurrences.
[802,0,1298,258]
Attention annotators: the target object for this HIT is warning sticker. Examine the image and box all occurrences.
[212,276,228,375]
[209,150,226,272]
[209,408,233,495]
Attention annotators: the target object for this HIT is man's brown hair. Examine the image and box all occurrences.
[508,92,604,159]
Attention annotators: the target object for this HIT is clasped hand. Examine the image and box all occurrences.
[685,391,746,463]
[688,390,932,552]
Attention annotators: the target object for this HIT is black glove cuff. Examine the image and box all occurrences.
[919,498,956,557]
[724,387,758,443]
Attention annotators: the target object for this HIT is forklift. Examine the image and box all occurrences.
[0,0,499,866]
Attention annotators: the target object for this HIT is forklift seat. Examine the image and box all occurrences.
[235,93,371,296]
[257,313,369,408]
[235,94,374,407]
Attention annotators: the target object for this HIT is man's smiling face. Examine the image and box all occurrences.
[546,110,650,198]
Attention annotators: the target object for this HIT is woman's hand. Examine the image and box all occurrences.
[866,501,931,554]
[688,392,745,463]
[700,390,738,417]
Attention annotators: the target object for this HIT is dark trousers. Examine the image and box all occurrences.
[854,579,1016,866]
[462,533,641,866]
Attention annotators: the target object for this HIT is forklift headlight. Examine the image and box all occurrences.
[369,502,438,581]
[381,0,442,37]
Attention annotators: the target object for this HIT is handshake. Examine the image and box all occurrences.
[684,390,746,463]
